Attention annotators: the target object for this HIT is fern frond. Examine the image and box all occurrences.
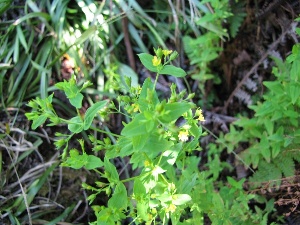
[234,89,252,106]
[228,1,246,37]
[273,156,295,178]
[250,161,282,189]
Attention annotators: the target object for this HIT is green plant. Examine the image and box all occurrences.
[220,25,300,189]
[183,0,246,107]
[26,48,275,224]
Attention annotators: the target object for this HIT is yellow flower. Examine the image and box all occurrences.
[196,109,205,122]
[162,49,173,56]
[166,203,176,213]
[152,56,161,66]
[131,103,140,112]
[178,130,189,142]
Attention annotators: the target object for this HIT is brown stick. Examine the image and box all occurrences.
[122,16,136,72]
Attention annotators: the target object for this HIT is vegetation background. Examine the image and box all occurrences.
[0,0,300,224]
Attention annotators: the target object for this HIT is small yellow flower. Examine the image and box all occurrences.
[166,203,176,213]
[152,56,161,66]
[131,103,139,112]
[178,130,189,142]
[196,109,205,122]
[162,49,173,56]
[144,160,151,167]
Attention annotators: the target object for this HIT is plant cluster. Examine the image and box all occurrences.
[220,25,300,190]
[26,48,276,224]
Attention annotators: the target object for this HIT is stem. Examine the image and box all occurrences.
[90,126,121,137]
[153,72,160,90]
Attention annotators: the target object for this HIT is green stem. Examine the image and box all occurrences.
[153,72,160,90]
[90,126,121,137]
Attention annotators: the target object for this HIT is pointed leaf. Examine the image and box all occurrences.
[158,102,191,123]
[31,114,47,129]
[68,116,83,133]
[137,53,158,72]
[160,65,186,77]
[84,100,107,130]
[108,182,128,209]
[85,155,104,170]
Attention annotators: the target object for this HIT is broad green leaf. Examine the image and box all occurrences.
[137,53,158,73]
[63,150,88,169]
[160,65,186,77]
[136,201,148,221]
[68,116,83,133]
[132,133,149,151]
[189,122,202,138]
[69,93,83,109]
[133,178,146,197]
[31,114,47,129]
[108,182,128,209]
[172,194,192,205]
[84,100,107,130]
[158,102,191,123]
[85,155,104,170]
[121,114,148,137]
[118,63,138,87]
[142,133,172,158]
[138,78,160,112]
[118,136,135,157]
[264,119,274,135]
[162,143,181,165]
[104,157,119,182]
[288,83,300,104]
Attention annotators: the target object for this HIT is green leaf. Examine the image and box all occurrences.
[85,155,104,170]
[84,100,107,130]
[13,12,51,25]
[158,102,191,123]
[142,133,172,158]
[260,135,271,162]
[160,65,186,77]
[121,114,148,137]
[55,79,84,109]
[31,114,47,129]
[133,178,146,197]
[162,143,181,165]
[137,53,158,73]
[63,149,88,169]
[138,78,160,112]
[104,157,119,182]
[108,182,128,209]
[136,201,149,221]
[16,25,28,52]
[68,116,84,133]
[132,133,149,151]
[69,92,83,109]
[172,194,192,205]
[288,83,300,104]
[118,63,138,87]
[0,0,12,16]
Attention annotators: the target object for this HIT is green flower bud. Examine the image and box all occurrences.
[169,51,179,60]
